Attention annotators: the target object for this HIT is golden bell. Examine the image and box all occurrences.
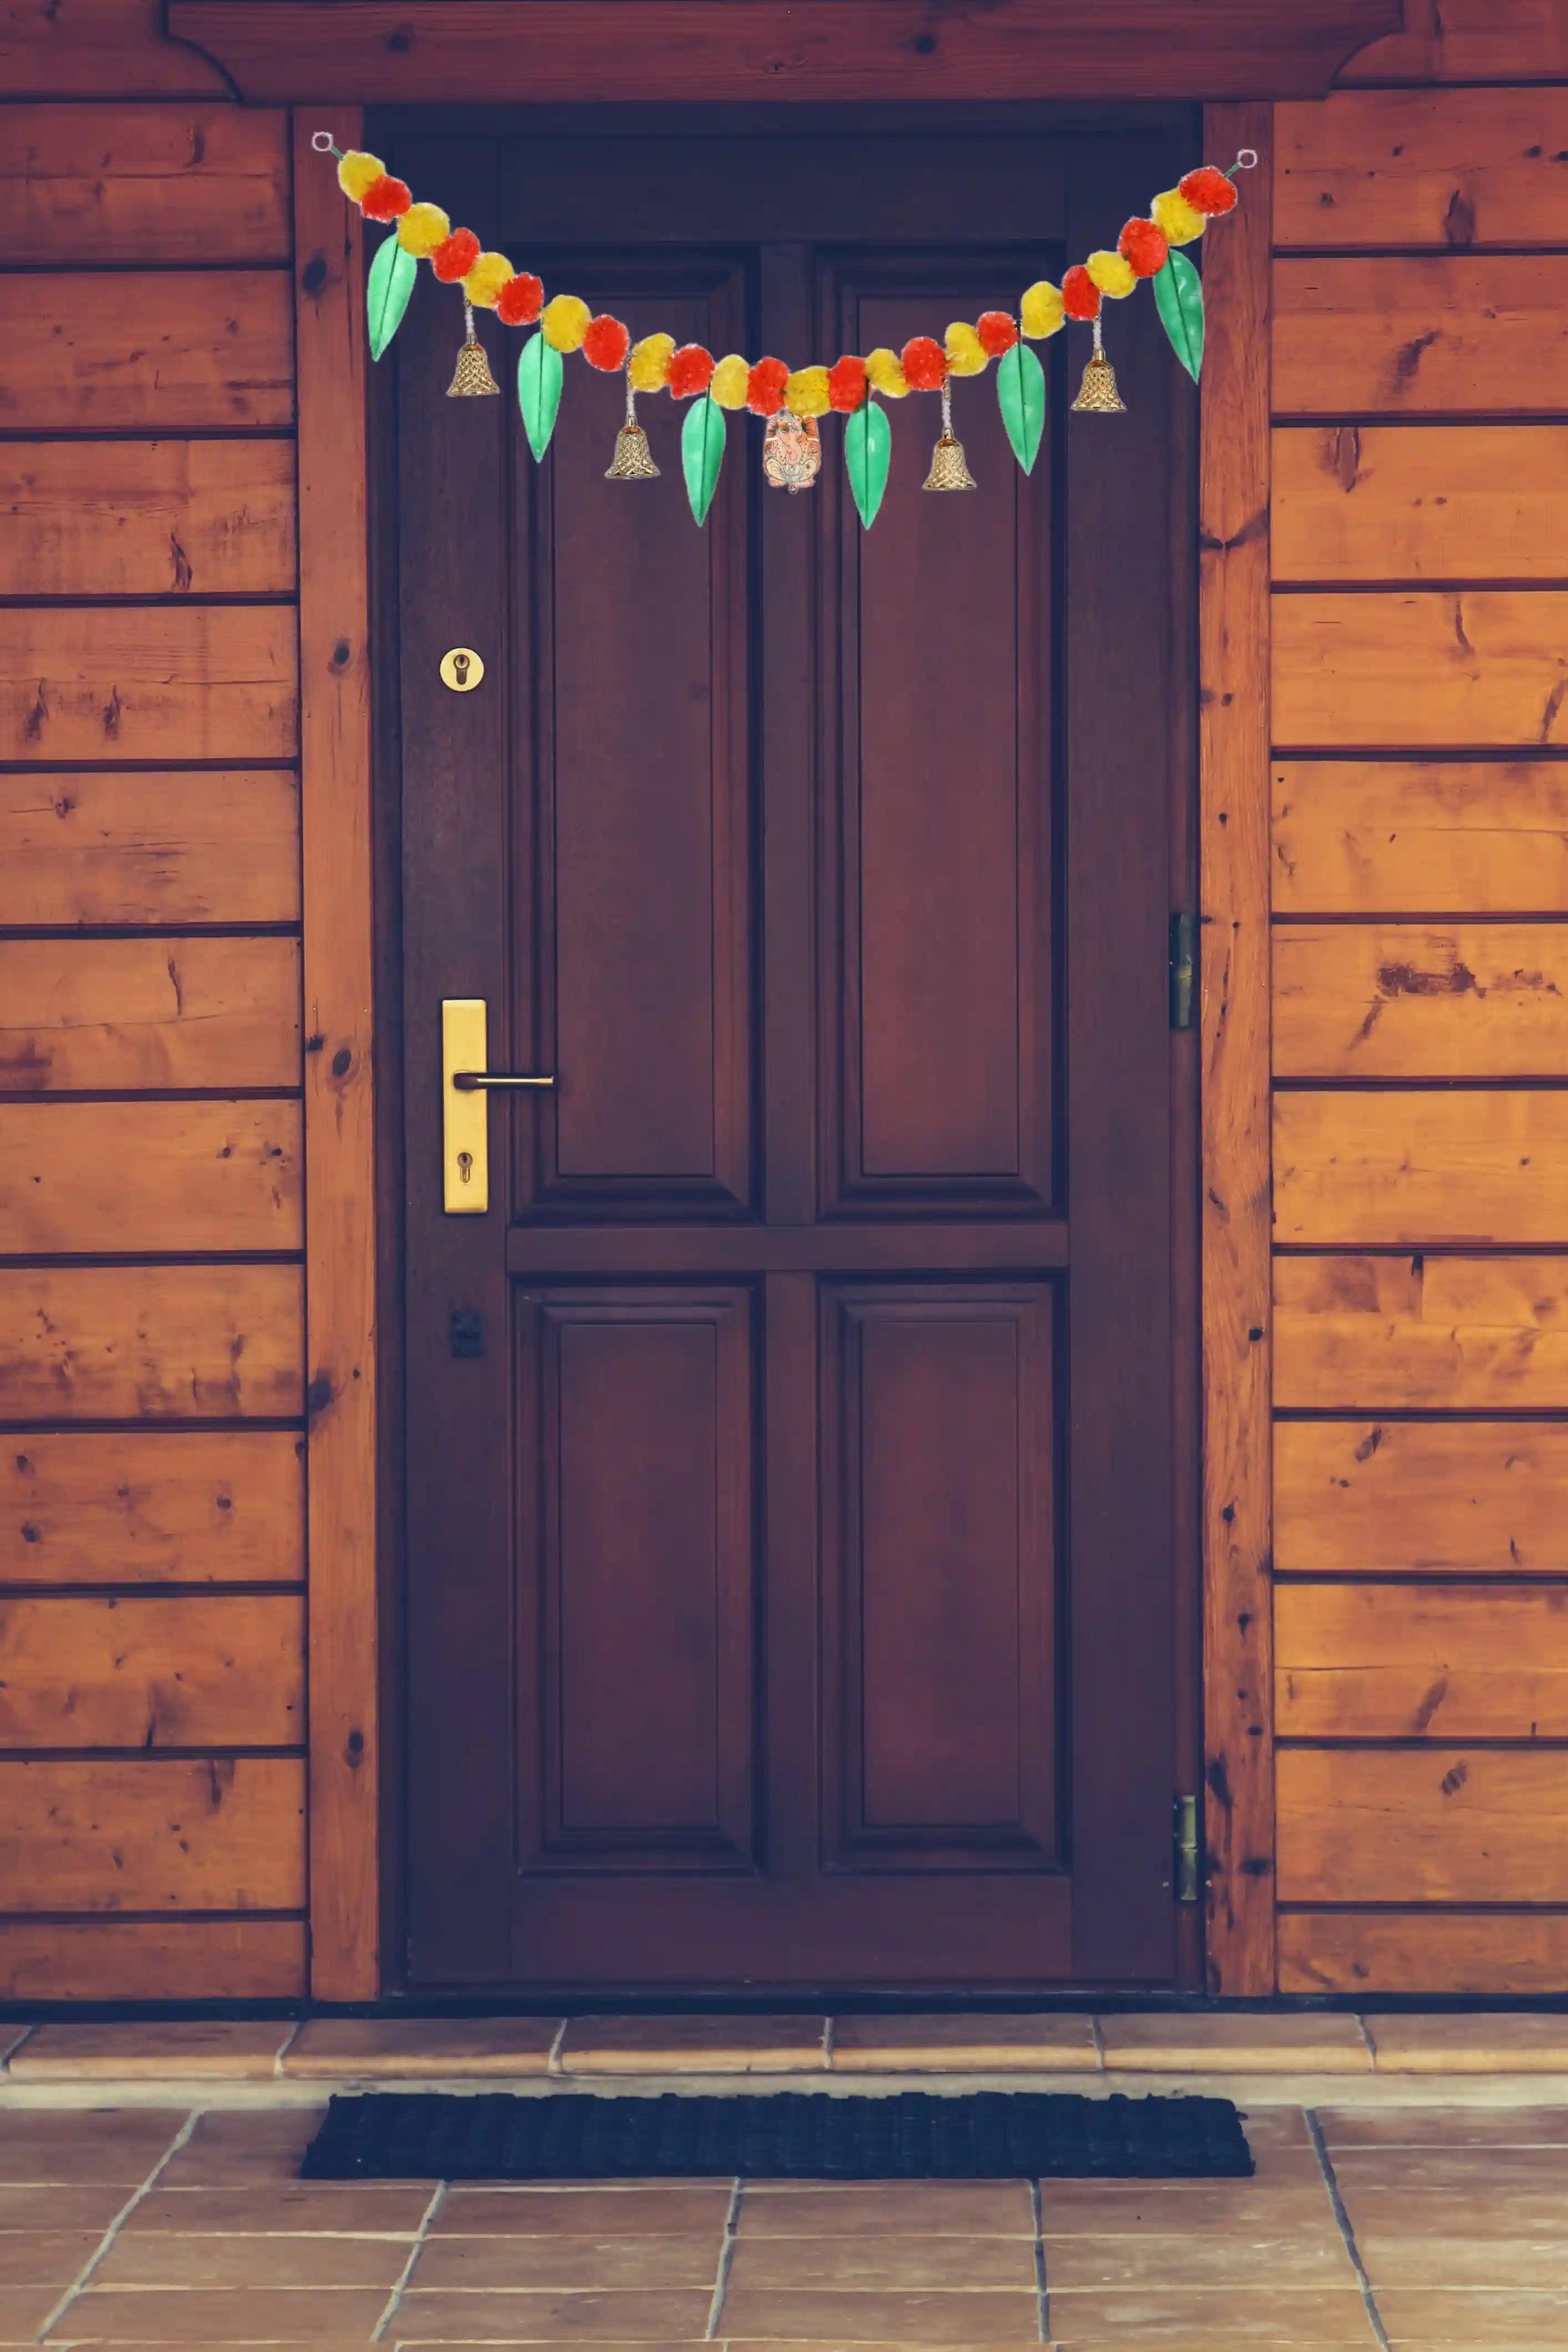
[923,432,978,492]
[605,422,660,481]
[447,336,501,398]
[1071,351,1126,414]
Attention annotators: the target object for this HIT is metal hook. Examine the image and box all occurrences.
[310,130,340,154]
[1233,148,1259,171]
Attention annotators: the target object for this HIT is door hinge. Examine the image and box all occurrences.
[1174,1793,1201,1904]
[1169,912,1197,1031]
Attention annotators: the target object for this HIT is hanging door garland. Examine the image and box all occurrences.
[315,131,1252,527]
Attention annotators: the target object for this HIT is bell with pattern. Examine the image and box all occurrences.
[605,379,661,480]
[922,380,977,491]
[446,304,501,398]
[1071,320,1126,414]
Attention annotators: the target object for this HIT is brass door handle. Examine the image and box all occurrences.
[451,1071,556,1091]
[442,999,552,1214]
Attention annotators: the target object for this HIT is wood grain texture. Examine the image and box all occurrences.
[0,771,301,928]
[0,0,230,96]
[1275,1090,1568,1245]
[1272,593,1568,750]
[1272,760,1568,916]
[0,936,300,1092]
[1271,427,1568,583]
[0,607,298,765]
[292,109,378,2003]
[1274,258,1568,418]
[1281,1908,1568,1996]
[1338,0,1568,84]
[0,1264,303,1421]
[0,1592,304,1748]
[1278,1746,1568,1905]
[0,441,297,598]
[1275,1419,1568,1572]
[0,105,289,262]
[1276,1253,1568,1410]
[1276,88,1568,251]
[0,1099,302,1254]
[0,272,293,430]
[1274,923,1568,1078]
[1199,101,1275,1998]
[1277,1581,1568,1738]
[0,1756,304,1911]
[0,1430,304,1585]
[0,1916,305,1997]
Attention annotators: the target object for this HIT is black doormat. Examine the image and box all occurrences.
[301,2089,1253,2181]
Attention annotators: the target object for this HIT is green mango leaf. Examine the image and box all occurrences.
[844,397,891,531]
[1152,249,1204,383]
[366,232,417,363]
[996,341,1046,474]
[681,394,725,526]
[518,330,564,460]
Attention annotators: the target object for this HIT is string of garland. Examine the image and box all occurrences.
[314,131,1250,527]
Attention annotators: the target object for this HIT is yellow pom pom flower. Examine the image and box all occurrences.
[1020,280,1065,340]
[785,365,832,417]
[864,346,909,399]
[396,203,450,258]
[628,332,675,392]
[462,252,515,309]
[944,321,989,376]
[542,294,592,352]
[337,150,385,203]
[1151,189,1206,246]
[1086,250,1138,299]
[710,354,750,409]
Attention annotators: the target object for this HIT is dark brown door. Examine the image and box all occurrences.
[391,116,1191,1990]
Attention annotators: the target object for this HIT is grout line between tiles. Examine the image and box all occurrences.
[32,2104,200,2345]
[1356,2016,1378,2070]
[821,2016,835,2069]
[273,2020,302,2077]
[1088,2017,1106,2070]
[546,2018,570,2076]
[370,2176,447,2340]
[1306,2107,1392,2352]
[0,2025,34,2071]
[704,2177,742,2341]
[1030,2175,1048,2343]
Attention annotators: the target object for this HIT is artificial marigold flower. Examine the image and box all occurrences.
[746,357,790,416]
[1061,264,1100,321]
[629,333,675,391]
[359,174,411,222]
[827,354,868,411]
[496,272,544,327]
[977,312,1019,358]
[902,335,946,391]
[864,346,909,398]
[396,202,450,257]
[785,365,832,416]
[668,344,716,399]
[583,315,631,371]
[1086,249,1137,299]
[1019,281,1064,340]
[431,228,481,283]
[944,321,988,376]
[1179,165,1239,216]
[336,150,385,203]
[542,293,592,350]
[464,253,515,309]
[1150,187,1206,246]
[1118,217,1169,277]
[710,353,751,409]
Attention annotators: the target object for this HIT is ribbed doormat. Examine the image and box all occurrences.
[301,2089,1253,2180]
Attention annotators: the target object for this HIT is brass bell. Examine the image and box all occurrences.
[605,380,660,480]
[923,381,976,492]
[446,303,501,398]
[1071,319,1126,414]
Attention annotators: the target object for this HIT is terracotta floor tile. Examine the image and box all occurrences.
[1366,2013,1568,2073]
[1042,2288,1372,2341]
[828,2014,1098,2073]
[726,2238,1038,2290]
[1236,2109,1315,2149]
[156,2105,332,2186]
[0,2109,185,2185]
[408,2233,721,2290]
[0,2182,125,2231]
[1331,2145,1568,2192]
[737,2183,1034,2236]
[559,2014,827,2074]
[1316,2104,1568,2148]
[0,2228,101,2287]
[391,2289,717,2339]
[285,2015,562,2079]
[1098,2015,1369,2073]
[1337,2183,1568,2240]
[122,2182,431,2234]
[45,2287,389,2341]
[90,2226,409,2289]
[1050,2342,1342,2351]
[1038,2177,1336,2233]
[436,2185,733,2235]
[1376,2287,1568,2344]
[9,2022,291,2081]
[1042,2232,1357,2290]
[1358,2231,1568,2289]
[716,2290,1041,2343]
[0,2287,72,2339]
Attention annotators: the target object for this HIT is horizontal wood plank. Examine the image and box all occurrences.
[1272,760,1568,914]
[1276,1253,1568,1410]
[1271,427,1568,583]
[1274,923,1568,1079]
[1338,0,1568,84]
[0,770,301,927]
[1281,1908,1568,1996]
[1275,88,1568,251]
[0,1591,303,1748]
[0,936,301,1092]
[0,1429,303,1584]
[0,271,293,430]
[0,1263,303,1420]
[1274,257,1568,417]
[0,105,289,263]
[0,441,297,598]
[0,1099,302,1254]
[0,607,298,765]
[1272,592,1568,750]
[0,1915,305,1997]
[0,1,231,97]
[1279,1745,1568,1904]
[1275,1419,1568,1572]
[0,1754,304,1910]
[1277,1581,1568,1738]
[1275,1089,1568,1245]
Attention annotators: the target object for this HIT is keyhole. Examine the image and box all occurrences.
[453,653,470,685]
[457,1149,474,1184]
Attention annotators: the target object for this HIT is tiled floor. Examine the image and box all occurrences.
[0,2097,1562,2344]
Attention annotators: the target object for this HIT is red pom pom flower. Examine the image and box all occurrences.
[976,312,1019,358]
[1118,217,1170,277]
[901,335,946,391]
[496,272,544,327]
[360,175,412,222]
[1061,264,1101,322]
[747,357,790,416]
[827,354,868,413]
[431,227,481,283]
[1179,165,1238,217]
[583,314,631,372]
[668,343,716,399]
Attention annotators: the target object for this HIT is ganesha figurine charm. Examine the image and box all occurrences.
[763,409,822,492]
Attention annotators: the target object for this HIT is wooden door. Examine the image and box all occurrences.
[391,118,1191,1990]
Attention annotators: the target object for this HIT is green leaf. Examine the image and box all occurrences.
[1152,249,1204,383]
[366,232,417,363]
[681,394,725,526]
[996,342,1046,474]
[844,397,891,531]
[518,330,564,460]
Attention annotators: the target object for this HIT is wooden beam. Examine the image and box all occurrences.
[1199,101,1275,1997]
[292,108,379,2002]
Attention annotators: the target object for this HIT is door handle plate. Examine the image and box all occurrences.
[442,997,490,1213]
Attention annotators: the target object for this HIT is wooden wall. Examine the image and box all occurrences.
[1271,4,1568,1993]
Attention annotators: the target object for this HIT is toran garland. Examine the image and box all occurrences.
[314,130,1253,526]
